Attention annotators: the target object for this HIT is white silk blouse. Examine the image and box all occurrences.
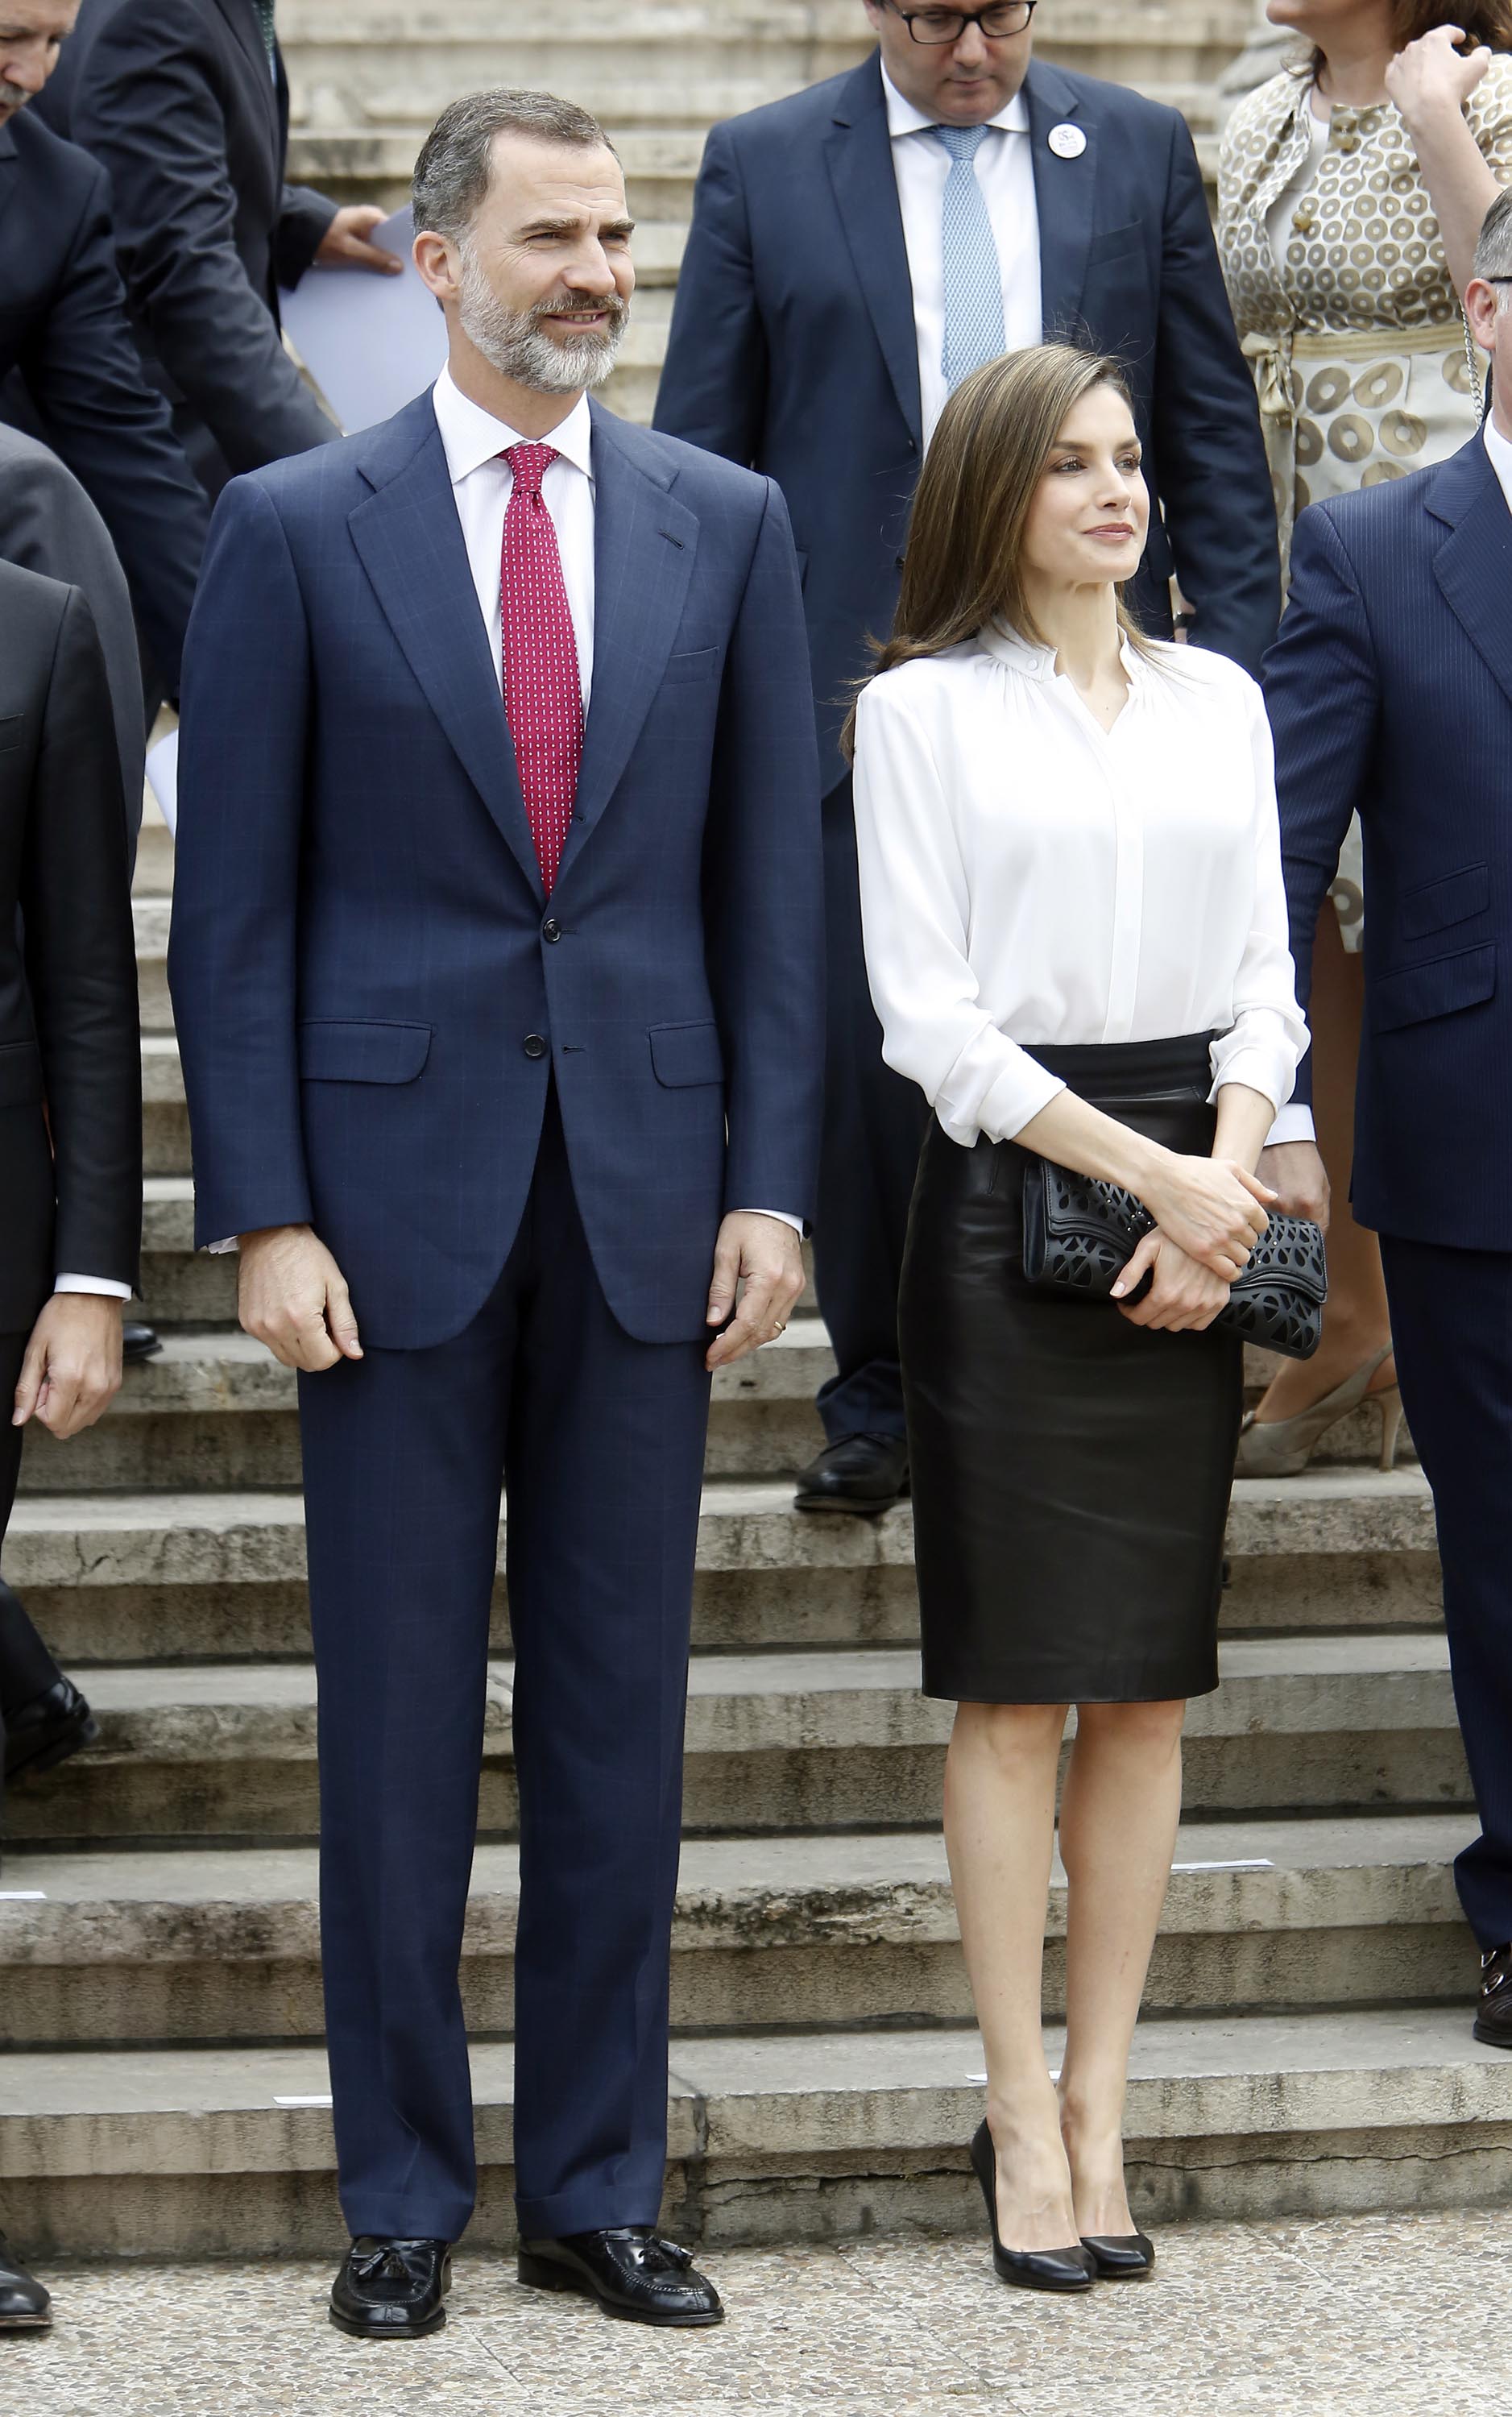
[851,624,1308,1149]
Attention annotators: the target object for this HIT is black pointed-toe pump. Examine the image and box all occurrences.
[1080,2229,1155,2279]
[968,2121,1096,2293]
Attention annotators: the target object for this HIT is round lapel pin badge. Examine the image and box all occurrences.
[1048,123,1087,160]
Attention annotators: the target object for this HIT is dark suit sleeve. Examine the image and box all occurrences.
[703,478,825,1221]
[70,0,338,472]
[20,587,142,1289]
[16,158,207,694]
[168,477,315,1245]
[653,125,769,463]
[1261,504,1380,1109]
[1150,114,1281,676]
[274,182,339,291]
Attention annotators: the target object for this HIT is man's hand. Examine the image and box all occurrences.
[12,1296,124,1440]
[316,205,404,276]
[705,1213,805,1373]
[1257,1141,1331,1229]
[238,1225,363,1372]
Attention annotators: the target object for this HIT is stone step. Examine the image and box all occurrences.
[133,898,172,1034]
[276,1,1248,132]
[2,2004,1505,2256]
[0,1813,1474,2050]
[139,1038,190,1179]
[0,1630,1467,1843]
[5,1468,1440,1666]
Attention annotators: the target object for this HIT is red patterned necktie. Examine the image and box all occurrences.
[499,442,583,893]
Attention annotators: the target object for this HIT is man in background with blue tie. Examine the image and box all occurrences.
[656,0,1278,1514]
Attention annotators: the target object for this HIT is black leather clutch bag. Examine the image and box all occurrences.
[1021,1159,1328,1362]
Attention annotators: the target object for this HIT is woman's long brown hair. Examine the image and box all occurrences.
[1306,0,1512,70]
[839,343,1152,763]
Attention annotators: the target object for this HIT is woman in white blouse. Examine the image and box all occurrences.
[849,343,1308,2295]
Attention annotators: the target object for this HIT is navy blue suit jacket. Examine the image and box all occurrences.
[167,390,825,1350]
[653,52,1279,789]
[0,108,208,690]
[1264,433,1512,1251]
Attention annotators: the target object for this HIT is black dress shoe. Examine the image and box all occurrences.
[794,1432,909,1516]
[517,2227,723,2327]
[1474,1943,1512,2046]
[2,1678,98,1783]
[329,2237,450,2337]
[0,2235,51,2329]
[968,2121,1094,2293]
[1081,2230,1155,2279]
[122,1323,162,1363]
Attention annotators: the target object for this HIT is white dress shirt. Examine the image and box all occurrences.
[432,365,597,703]
[1485,409,1512,510]
[883,67,1042,444]
[852,627,1307,1149]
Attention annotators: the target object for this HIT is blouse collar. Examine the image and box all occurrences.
[978,621,1145,686]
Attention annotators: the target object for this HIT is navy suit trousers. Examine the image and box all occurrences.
[298,1095,712,2242]
[1380,1233,1512,1949]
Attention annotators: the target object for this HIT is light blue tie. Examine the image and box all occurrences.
[930,124,1006,392]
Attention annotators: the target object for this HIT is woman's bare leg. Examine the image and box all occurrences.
[943,1699,1076,2250]
[1055,1698,1187,2236]
[1253,905,1395,1421]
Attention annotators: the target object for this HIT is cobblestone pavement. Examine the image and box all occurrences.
[5,2209,1501,2416]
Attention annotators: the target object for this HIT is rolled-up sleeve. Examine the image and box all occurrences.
[852,680,1065,1146]
[1208,683,1311,1116]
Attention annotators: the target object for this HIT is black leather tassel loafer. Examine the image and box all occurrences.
[517,2227,723,2326]
[1081,2231,1156,2279]
[329,2237,450,2336]
[2,1678,98,1783]
[1474,1943,1512,2046]
[969,2122,1095,2293]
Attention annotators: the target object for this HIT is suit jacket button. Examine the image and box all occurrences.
[542,918,562,943]
[524,1033,548,1059]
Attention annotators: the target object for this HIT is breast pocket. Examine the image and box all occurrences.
[662,648,719,685]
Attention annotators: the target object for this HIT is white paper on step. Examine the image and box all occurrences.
[278,206,448,435]
[273,2095,333,2108]
[145,728,179,836]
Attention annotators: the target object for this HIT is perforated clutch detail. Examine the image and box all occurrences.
[1021,1159,1327,1362]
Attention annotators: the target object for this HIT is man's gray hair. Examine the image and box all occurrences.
[1474,185,1512,284]
[412,89,617,246]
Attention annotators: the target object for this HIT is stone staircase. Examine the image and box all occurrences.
[278,0,1261,425]
[3,802,1511,2262]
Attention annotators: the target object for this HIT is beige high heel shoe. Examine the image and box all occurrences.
[1235,1342,1403,1478]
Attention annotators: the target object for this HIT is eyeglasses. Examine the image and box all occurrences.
[884,2,1036,44]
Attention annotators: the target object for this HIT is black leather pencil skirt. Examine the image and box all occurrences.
[898,1034,1243,1706]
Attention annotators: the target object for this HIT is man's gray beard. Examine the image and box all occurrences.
[0,79,31,112]
[457,251,628,395]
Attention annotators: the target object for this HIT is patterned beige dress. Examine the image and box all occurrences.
[1220,57,1512,942]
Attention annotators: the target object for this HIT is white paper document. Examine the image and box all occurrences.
[145,728,179,837]
[278,206,448,435]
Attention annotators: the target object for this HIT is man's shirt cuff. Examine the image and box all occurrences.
[55,1275,132,1301]
[737,1209,804,1237]
[1263,1105,1317,1148]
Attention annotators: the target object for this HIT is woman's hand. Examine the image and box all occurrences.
[1135,1152,1274,1281]
[1113,1232,1231,1333]
[1386,23,1492,132]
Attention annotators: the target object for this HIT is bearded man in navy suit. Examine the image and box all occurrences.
[169,89,822,2338]
[656,0,1278,1511]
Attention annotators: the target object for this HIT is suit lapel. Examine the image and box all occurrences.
[0,122,19,242]
[348,396,543,898]
[552,404,697,889]
[211,0,279,145]
[822,56,922,450]
[1430,436,1512,715]
[1026,61,1099,338]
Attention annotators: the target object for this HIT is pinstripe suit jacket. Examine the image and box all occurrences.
[1264,432,1512,1250]
[167,390,825,1351]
